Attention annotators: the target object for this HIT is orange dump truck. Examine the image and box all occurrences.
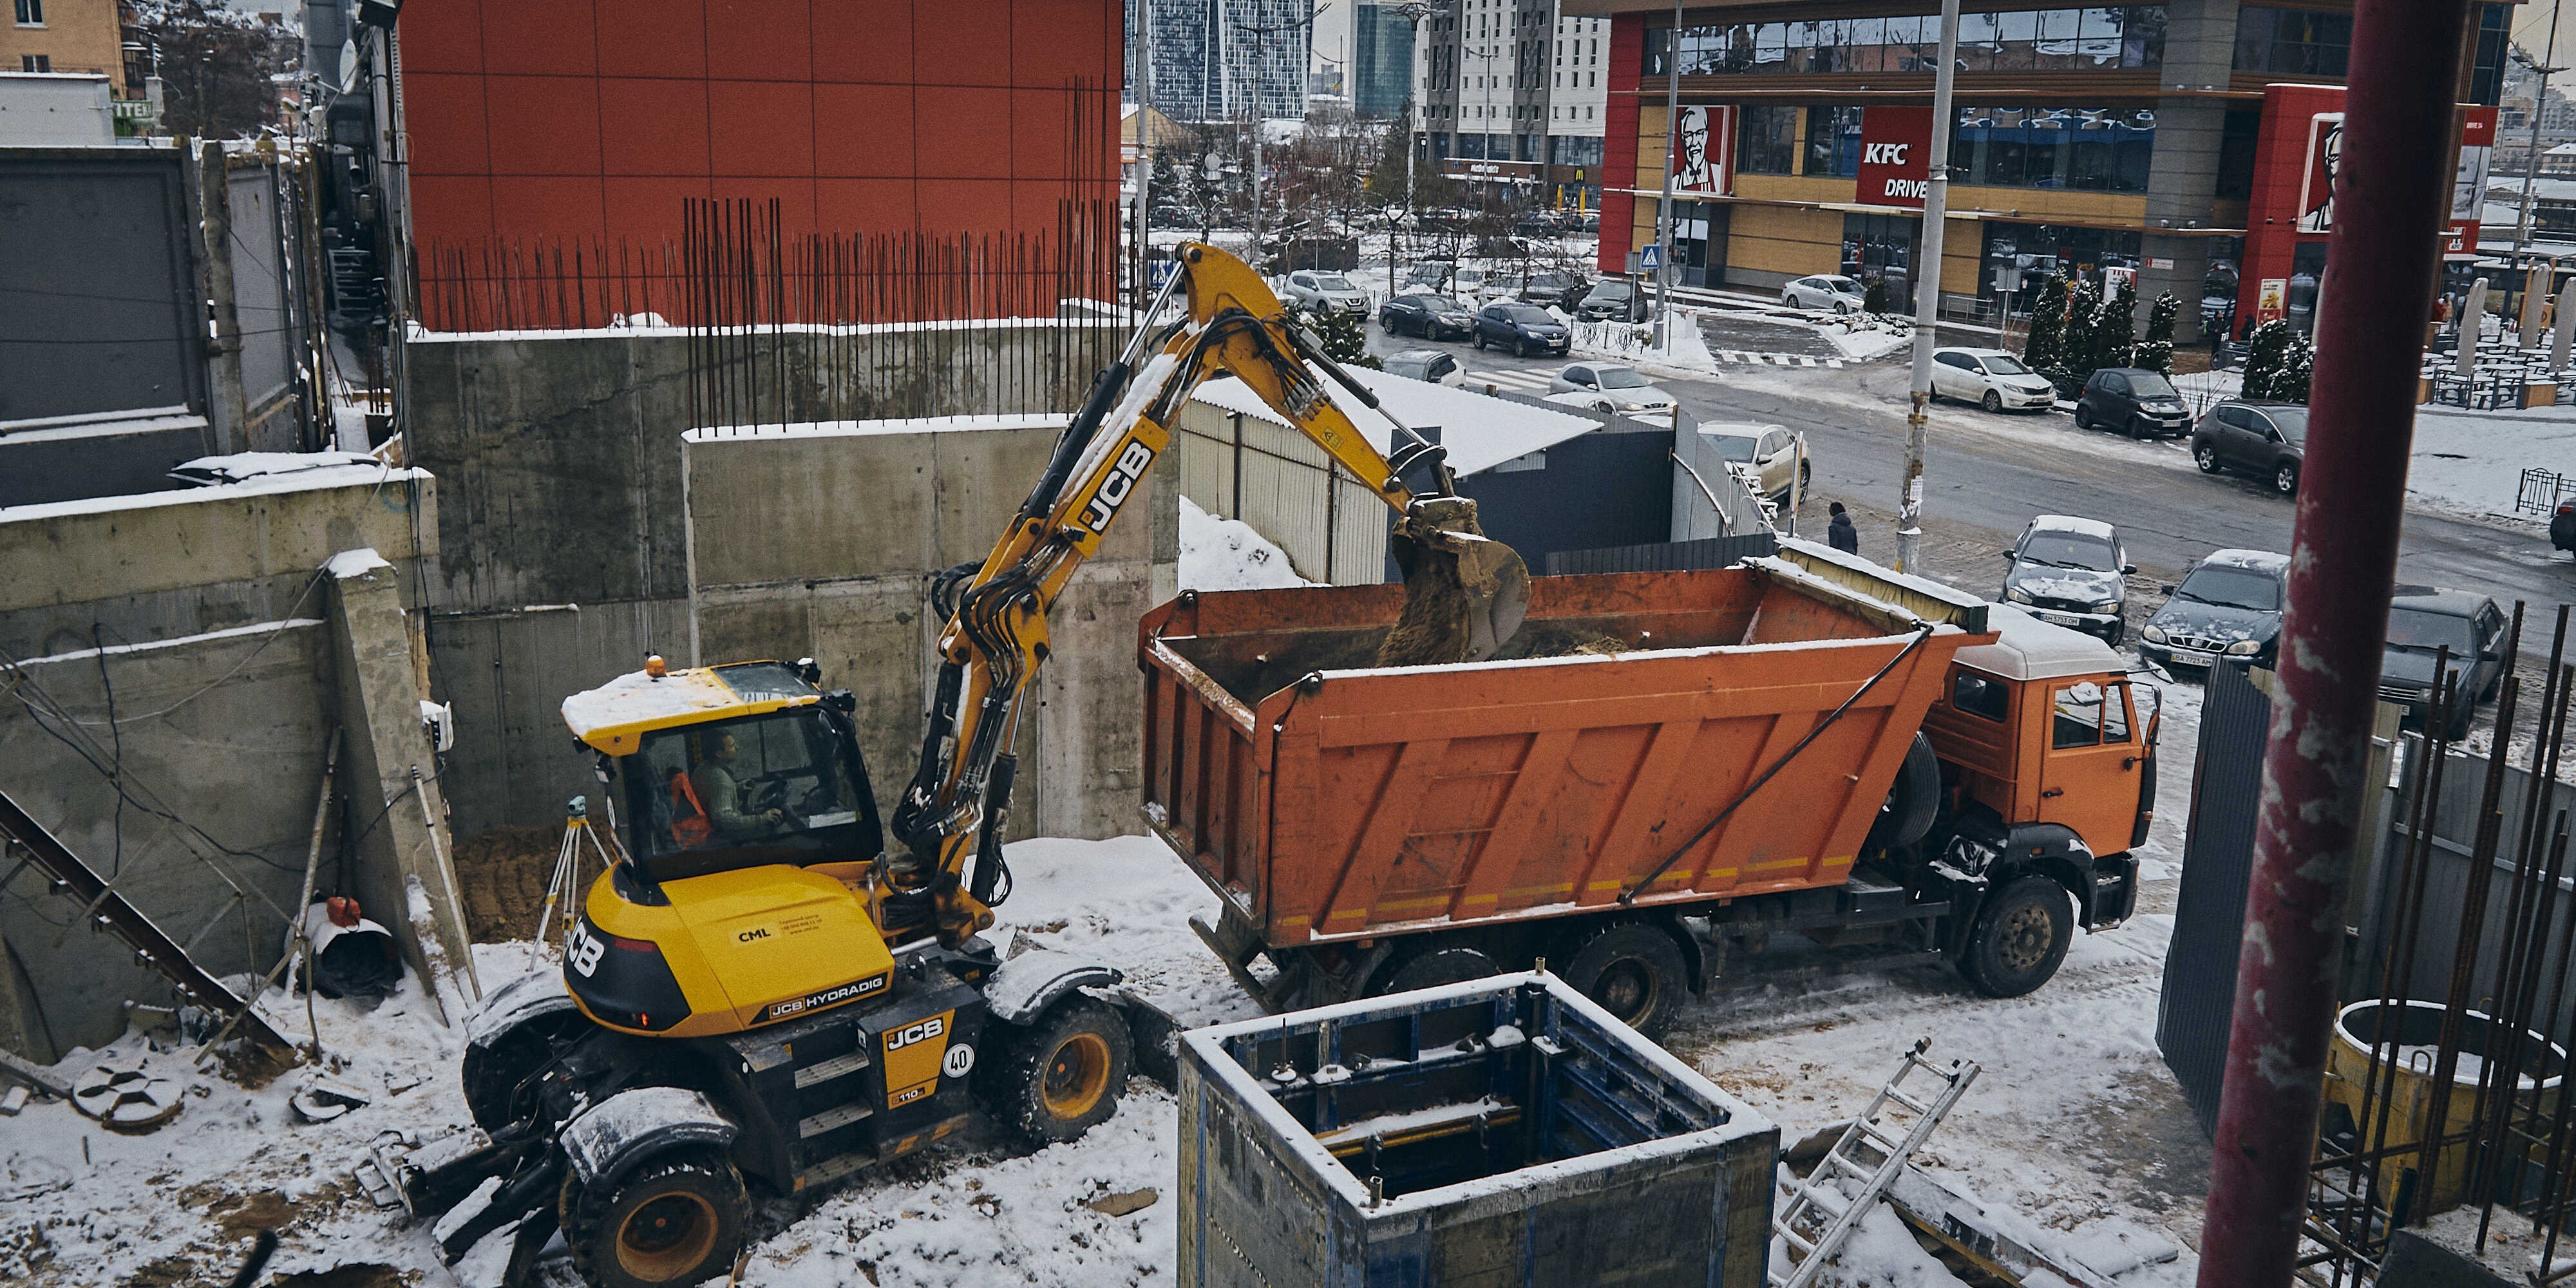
[1142,541,2157,1034]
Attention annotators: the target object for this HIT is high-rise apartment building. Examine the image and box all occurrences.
[1130,0,1314,122]
[1351,1,1416,120]
[1416,1,1614,207]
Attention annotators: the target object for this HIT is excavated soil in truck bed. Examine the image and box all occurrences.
[1176,616,1660,708]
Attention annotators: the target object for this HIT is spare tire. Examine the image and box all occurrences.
[1864,733,1942,855]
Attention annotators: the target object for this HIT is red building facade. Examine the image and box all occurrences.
[397,0,1122,310]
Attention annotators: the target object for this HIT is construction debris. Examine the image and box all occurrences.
[290,1075,375,1123]
[70,1061,185,1132]
[1772,1039,1980,1288]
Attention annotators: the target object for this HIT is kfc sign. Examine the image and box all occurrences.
[1857,106,1933,209]
[1672,104,1734,196]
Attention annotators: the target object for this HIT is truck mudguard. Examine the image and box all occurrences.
[1999,821,2107,926]
[560,1086,740,1188]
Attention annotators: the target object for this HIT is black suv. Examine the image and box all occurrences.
[1577,277,1648,323]
[2190,400,2306,497]
[2139,549,2290,672]
[2380,587,2507,739]
[1472,302,1570,357]
[2074,368,2192,439]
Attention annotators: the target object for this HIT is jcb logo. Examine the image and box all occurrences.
[1077,441,1157,534]
[737,927,771,942]
[567,921,605,977]
[1865,142,1909,165]
[886,1016,947,1050]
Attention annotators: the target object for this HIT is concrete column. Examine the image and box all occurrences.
[0,922,43,1063]
[327,549,474,1010]
[2139,0,2242,344]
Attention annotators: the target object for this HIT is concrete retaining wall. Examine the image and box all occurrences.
[0,468,449,1059]
[683,417,1176,842]
[401,321,1120,840]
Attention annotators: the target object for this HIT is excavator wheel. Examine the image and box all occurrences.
[978,998,1133,1146]
[560,1150,750,1288]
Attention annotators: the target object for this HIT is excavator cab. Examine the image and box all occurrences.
[569,659,885,887]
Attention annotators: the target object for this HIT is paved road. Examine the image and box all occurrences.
[1361,323,2575,606]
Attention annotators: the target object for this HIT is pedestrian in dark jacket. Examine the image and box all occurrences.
[1827,502,1859,554]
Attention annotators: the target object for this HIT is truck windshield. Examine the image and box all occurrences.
[2177,566,2280,612]
[629,708,863,869]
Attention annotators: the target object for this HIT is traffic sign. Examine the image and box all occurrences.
[1640,244,1663,270]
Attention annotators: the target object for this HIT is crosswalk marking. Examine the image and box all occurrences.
[1464,368,1556,390]
[1459,351,1850,388]
[1716,350,1844,368]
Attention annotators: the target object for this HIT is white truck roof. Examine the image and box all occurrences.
[1953,604,2125,681]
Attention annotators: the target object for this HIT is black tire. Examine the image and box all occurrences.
[1381,314,1396,333]
[2072,405,2090,429]
[561,1151,750,1288]
[1473,331,1488,351]
[1799,460,1812,492]
[1559,922,1690,1037]
[460,1011,587,1133]
[1864,734,1942,855]
[2275,460,2300,496]
[1983,390,2003,414]
[978,998,1132,1146]
[1375,942,1502,995]
[1958,875,2073,999]
[2128,417,2148,440]
[2194,440,2222,473]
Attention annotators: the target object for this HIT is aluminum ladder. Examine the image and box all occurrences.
[1769,1037,1981,1288]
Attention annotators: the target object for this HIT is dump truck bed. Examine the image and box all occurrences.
[1139,548,1995,948]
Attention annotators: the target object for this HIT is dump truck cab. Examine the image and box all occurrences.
[1922,605,2156,860]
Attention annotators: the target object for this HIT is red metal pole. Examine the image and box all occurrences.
[2194,0,2472,1281]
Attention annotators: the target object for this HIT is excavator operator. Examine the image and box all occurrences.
[688,730,783,844]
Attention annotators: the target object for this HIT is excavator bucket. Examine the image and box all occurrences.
[1378,499,1532,667]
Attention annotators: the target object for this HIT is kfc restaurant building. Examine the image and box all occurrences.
[1564,0,2514,341]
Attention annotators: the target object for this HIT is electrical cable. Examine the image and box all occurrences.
[48,568,328,727]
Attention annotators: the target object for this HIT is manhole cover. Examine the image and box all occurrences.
[71,1063,184,1132]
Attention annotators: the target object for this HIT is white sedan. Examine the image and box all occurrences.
[1780,274,1866,314]
[1931,346,2058,412]
[1544,362,1679,418]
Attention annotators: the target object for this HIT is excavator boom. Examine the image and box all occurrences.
[881,243,1530,946]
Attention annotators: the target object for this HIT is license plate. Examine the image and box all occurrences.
[2038,611,2079,626]
[2170,648,2215,665]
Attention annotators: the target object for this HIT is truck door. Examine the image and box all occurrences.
[2037,679,2144,854]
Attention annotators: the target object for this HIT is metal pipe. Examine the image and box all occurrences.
[1650,0,1681,348]
[2192,0,2473,1276]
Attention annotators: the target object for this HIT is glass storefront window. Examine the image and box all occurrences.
[1804,106,1865,177]
[1737,104,1797,175]
[2233,6,2349,77]
[1951,106,2154,192]
[1649,6,2165,77]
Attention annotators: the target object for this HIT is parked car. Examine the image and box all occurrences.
[1282,270,1369,314]
[2139,549,2291,672]
[2553,498,2576,559]
[1519,271,1586,308]
[1781,274,1865,314]
[2190,399,2307,496]
[1932,347,2057,412]
[1472,301,1571,357]
[1545,363,1678,418]
[1576,276,1648,323]
[1382,348,1467,387]
[1998,515,2135,645]
[1403,261,1453,290]
[1379,292,1475,339]
[1698,422,1810,504]
[2073,368,2192,439]
[2379,586,2508,739]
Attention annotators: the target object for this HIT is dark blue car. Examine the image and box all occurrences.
[1471,303,1569,357]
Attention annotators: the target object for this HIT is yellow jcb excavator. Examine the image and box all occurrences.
[401,244,1531,1288]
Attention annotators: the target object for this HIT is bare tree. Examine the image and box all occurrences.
[133,1,298,140]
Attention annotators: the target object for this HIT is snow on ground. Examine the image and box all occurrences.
[2406,402,2576,526]
[1178,496,1320,593]
[0,682,2211,1288]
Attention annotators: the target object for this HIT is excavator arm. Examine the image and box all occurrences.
[878,242,1530,946]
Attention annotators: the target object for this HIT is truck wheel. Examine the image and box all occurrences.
[1958,876,2073,999]
[561,1150,750,1288]
[1375,943,1502,995]
[1559,922,1689,1037]
[980,998,1132,1146]
[461,1012,585,1132]
[1862,734,1942,856]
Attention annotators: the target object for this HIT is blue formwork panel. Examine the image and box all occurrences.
[1177,971,1778,1288]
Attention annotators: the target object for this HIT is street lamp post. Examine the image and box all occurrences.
[1896,0,1962,575]
[1651,0,1681,348]
[1397,1,1433,279]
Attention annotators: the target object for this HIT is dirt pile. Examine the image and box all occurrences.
[1374,547,1480,667]
[452,824,574,943]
